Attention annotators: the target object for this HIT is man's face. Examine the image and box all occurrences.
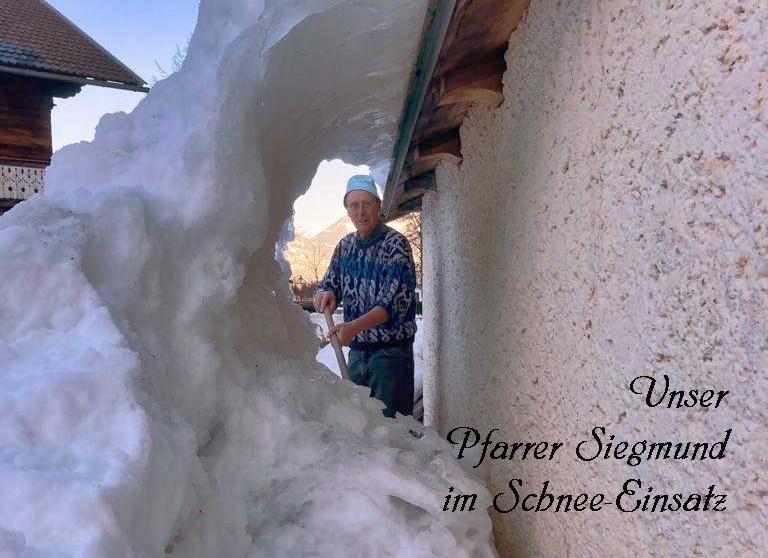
[345,190,381,238]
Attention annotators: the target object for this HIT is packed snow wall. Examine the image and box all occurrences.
[422,1,767,557]
[0,1,500,557]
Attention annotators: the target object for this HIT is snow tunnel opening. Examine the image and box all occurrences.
[271,158,426,411]
[282,158,369,294]
[274,158,372,368]
[215,0,426,370]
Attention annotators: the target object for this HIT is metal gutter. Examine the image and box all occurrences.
[0,65,150,93]
[382,0,457,217]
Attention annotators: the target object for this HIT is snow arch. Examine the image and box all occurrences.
[0,0,497,556]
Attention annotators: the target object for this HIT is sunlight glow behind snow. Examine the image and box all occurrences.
[292,159,369,236]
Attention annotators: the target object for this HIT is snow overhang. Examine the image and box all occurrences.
[209,0,433,238]
[0,1,501,555]
[382,0,532,219]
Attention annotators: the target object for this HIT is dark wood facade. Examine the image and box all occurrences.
[0,75,80,168]
[0,75,82,214]
[0,0,148,214]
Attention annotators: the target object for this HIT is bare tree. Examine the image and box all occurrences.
[401,211,422,287]
[298,237,332,283]
[150,39,190,85]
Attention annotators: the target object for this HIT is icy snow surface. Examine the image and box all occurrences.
[0,0,496,557]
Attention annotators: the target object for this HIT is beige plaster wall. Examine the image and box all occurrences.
[422,0,767,556]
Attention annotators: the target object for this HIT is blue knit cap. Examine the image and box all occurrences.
[344,175,381,206]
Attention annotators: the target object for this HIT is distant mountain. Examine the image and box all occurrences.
[312,216,356,248]
[283,216,351,282]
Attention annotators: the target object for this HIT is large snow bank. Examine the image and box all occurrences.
[0,0,497,556]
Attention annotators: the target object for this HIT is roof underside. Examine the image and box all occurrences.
[383,0,531,219]
[0,0,146,91]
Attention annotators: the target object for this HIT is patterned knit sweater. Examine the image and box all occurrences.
[317,223,417,350]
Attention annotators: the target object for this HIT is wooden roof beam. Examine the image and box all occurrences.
[437,52,506,107]
[410,127,462,176]
[396,170,436,207]
[398,197,423,212]
[403,170,436,195]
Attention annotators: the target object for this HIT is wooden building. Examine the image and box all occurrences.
[0,0,148,214]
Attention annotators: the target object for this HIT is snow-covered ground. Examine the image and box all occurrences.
[0,0,496,557]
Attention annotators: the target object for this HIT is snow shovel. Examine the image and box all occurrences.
[323,307,350,381]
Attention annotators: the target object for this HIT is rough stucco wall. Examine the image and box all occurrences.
[422,0,767,556]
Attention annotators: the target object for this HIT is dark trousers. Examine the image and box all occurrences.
[348,344,414,418]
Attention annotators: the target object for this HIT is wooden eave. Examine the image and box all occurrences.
[383,0,531,219]
[0,65,148,94]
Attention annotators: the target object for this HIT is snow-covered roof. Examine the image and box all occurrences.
[0,0,147,92]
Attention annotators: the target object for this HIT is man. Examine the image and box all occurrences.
[313,175,417,417]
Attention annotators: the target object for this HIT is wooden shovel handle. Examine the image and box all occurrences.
[323,307,350,381]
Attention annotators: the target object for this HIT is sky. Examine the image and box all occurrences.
[47,0,361,235]
[47,0,200,150]
[293,160,370,236]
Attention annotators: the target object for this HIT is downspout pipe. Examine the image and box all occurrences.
[382,0,457,217]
